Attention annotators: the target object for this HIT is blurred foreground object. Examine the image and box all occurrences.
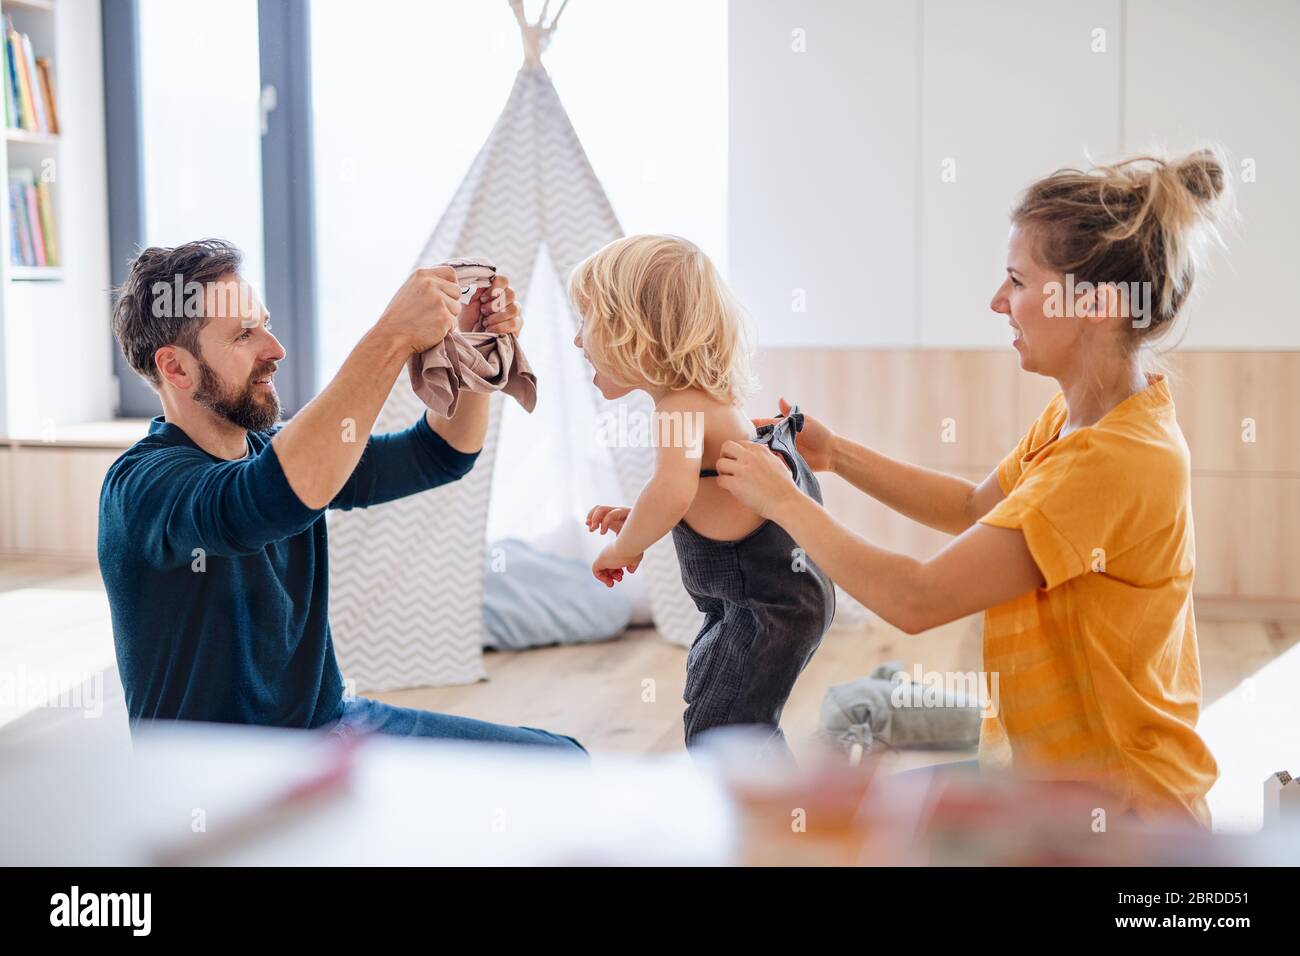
[697,727,1299,866]
[3,721,1296,865]
[0,722,735,865]
[1264,770,1300,827]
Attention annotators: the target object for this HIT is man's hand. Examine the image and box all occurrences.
[752,397,838,473]
[586,505,630,535]
[716,438,803,520]
[272,269,461,509]
[592,540,643,588]
[421,272,523,453]
[377,267,462,354]
[459,274,523,335]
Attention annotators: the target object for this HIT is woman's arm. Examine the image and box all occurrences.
[716,437,1043,633]
[756,398,1005,534]
[832,438,1005,535]
[777,493,1043,632]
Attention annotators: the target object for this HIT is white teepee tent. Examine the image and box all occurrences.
[327,1,703,691]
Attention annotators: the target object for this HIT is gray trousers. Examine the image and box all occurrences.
[673,410,836,752]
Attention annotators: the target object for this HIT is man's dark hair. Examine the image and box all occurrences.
[111,238,243,386]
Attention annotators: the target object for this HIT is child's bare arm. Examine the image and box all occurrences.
[612,440,700,557]
[590,425,701,586]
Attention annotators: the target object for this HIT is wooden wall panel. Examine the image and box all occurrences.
[0,449,13,551]
[1192,475,1300,601]
[7,448,121,558]
[752,349,1023,472]
[1165,352,1300,475]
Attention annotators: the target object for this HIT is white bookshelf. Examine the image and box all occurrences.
[0,0,61,287]
[5,0,55,13]
[8,263,57,280]
[5,126,55,144]
[0,0,90,442]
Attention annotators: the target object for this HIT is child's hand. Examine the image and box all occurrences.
[586,505,630,535]
[592,541,643,588]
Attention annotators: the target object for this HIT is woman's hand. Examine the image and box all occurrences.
[716,439,803,519]
[752,397,837,473]
[460,274,522,335]
[586,505,630,535]
[592,541,643,588]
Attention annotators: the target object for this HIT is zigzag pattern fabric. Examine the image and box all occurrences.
[328,66,703,692]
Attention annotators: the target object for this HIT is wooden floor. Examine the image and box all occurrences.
[2,556,1297,828]
[376,619,985,771]
[0,556,117,727]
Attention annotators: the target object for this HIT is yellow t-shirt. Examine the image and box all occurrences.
[978,375,1217,828]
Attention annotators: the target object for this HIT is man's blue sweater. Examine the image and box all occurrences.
[98,414,479,729]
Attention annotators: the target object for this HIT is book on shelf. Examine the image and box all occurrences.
[21,32,46,133]
[8,166,56,268]
[4,16,57,135]
[10,184,30,265]
[35,179,55,264]
[35,57,57,133]
[1,28,11,129]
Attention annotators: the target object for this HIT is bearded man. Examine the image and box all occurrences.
[100,239,582,751]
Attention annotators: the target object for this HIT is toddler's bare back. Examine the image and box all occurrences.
[680,397,766,541]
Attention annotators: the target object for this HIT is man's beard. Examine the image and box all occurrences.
[194,359,281,432]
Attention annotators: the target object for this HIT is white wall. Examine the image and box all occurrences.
[729,0,1300,350]
[728,0,918,348]
[1124,0,1300,350]
[919,0,1121,347]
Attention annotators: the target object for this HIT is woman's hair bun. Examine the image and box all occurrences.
[1169,148,1226,205]
[1012,145,1232,341]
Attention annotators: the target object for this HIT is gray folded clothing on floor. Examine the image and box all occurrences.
[819,661,981,754]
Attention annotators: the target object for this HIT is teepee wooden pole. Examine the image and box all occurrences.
[509,0,570,68]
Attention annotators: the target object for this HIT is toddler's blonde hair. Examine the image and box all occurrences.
[568,234,756,404]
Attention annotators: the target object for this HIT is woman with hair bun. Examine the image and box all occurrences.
[717,148,1230,827]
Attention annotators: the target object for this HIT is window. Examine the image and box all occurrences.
[138,0,266,297]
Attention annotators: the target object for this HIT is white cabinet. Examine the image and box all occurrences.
[1125,0,1300,349]
[728,0,920,348]
[919,0,1121,347]
[729,0,1297,350]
